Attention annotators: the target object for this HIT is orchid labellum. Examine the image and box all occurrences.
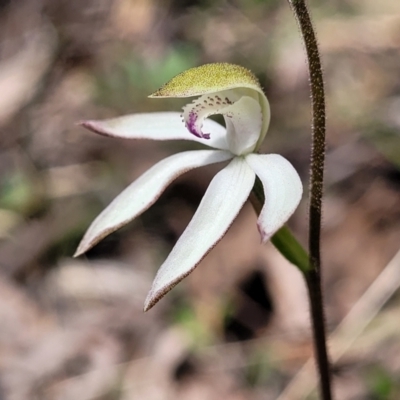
[74,63,303,311]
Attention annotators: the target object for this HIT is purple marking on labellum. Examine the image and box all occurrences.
[186,111,210,139]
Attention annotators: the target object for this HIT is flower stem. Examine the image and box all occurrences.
[286,0,332,399]
[270,225,309,274]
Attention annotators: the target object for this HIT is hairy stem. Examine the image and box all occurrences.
[286,0,332,398]
[288,0,325,272]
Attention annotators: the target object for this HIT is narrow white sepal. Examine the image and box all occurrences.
[144,157,255,311]
[80,112,229,150]
[74,150,233,257]
[245,153,303,243]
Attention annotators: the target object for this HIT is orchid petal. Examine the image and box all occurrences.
[150,63,270,148]
[80,112,229,151]
[144,157,255,311]
[223,95,262,155]
[245,153,303,243]
[74,150,233,257]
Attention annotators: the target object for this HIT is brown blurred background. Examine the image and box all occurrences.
[0,0,400,399]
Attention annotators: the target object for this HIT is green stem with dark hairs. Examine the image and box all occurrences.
[254,0,331,397]
[286,0,332,398]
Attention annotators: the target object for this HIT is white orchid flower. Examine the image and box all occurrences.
[74,63,302,311]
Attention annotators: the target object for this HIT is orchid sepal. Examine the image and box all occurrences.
[144,157,255,311]
[74,149,233,257]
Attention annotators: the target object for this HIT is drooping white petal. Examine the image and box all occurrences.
[182,89,262,155]
[74,150,233,257]
[81,112,229,151]
[245,153,303,243]
[144,157,256,311]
